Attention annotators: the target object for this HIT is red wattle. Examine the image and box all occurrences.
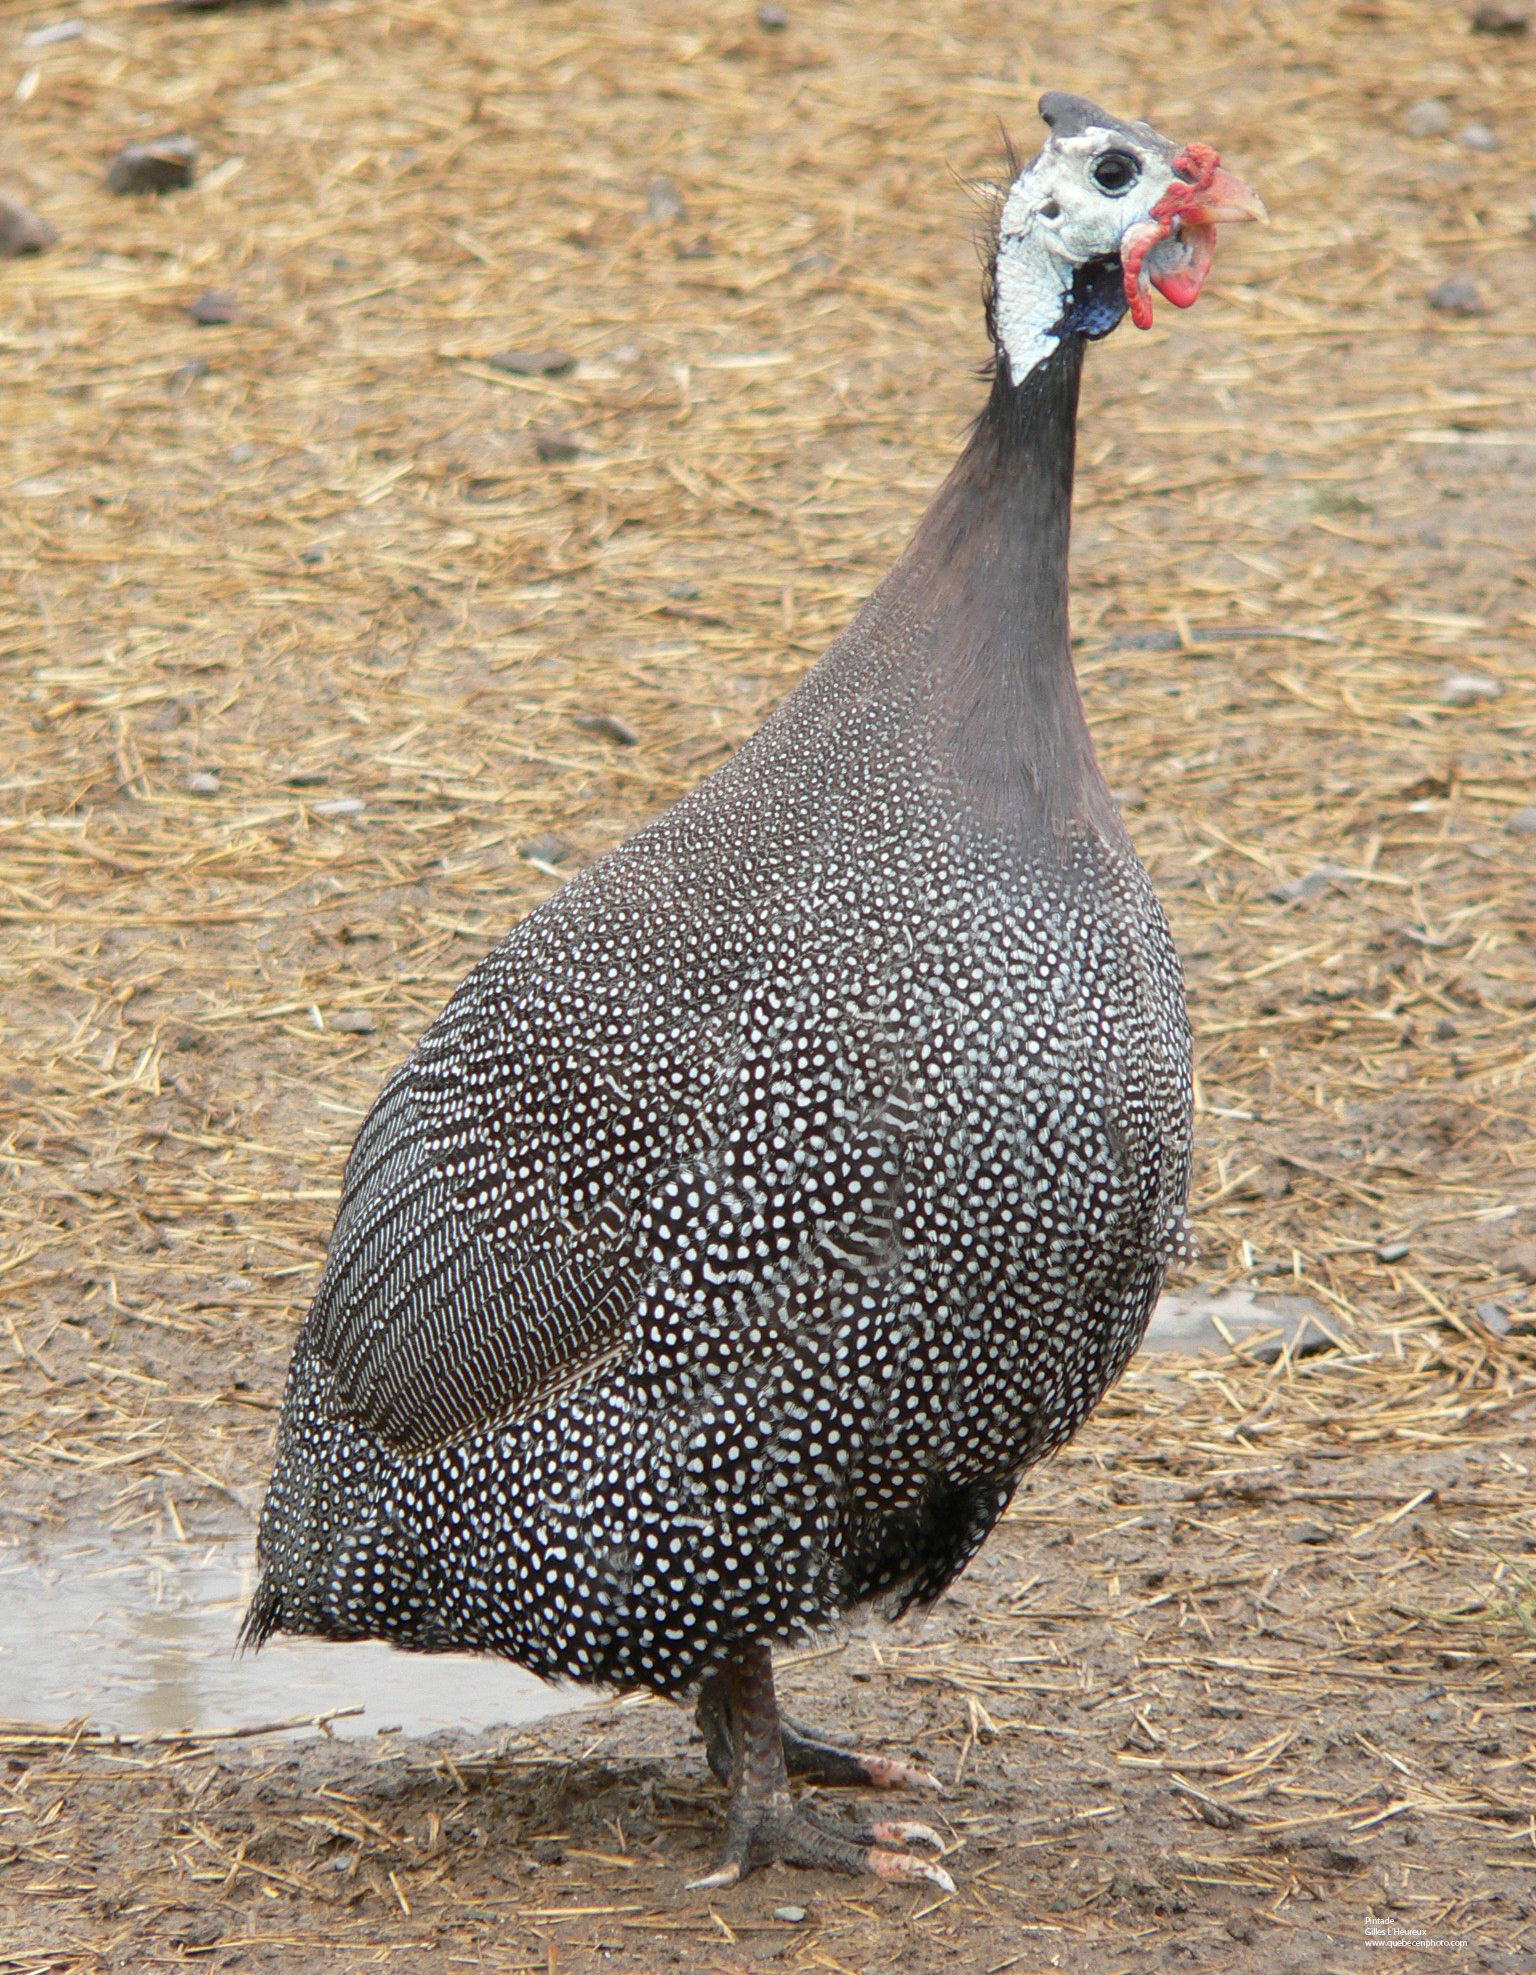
[1122,143,1225,329]
[1149,224,1216,310]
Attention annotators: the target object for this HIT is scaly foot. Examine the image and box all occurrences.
[689,1796,953,1892]
[691,1644,955,1894]
[696,1681,942,1795]
[780,1712,944,1795]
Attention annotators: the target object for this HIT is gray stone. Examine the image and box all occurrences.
[519,832,572,868]
[331,1010,378,1035]
[645,176,686,225]
[0,194,56,257]
[488,348,575,377]
[534,430,585,464]
[1505,806,1536,835]
[186,771,220,796]
[188,287,237,325]
[1426,277,1485,315]
[573,712,639,746]
[1470,3,1528,32]
[1459,123,1499,151]
[106,135,197,195]
[1269,863,1352,905]
[1404,98,1451,138]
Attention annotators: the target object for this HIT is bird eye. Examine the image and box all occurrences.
[1092,151,1140,193]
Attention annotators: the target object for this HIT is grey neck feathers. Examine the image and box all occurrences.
[829,337,1120,849]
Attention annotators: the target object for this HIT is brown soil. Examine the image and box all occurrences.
[2,0,1534,1968]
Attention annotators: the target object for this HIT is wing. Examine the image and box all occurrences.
[301,1064,641,1457]
[300,872,725,1456]
[298,844,925,1456]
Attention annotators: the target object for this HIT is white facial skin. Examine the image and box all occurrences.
[993,124,1179,386]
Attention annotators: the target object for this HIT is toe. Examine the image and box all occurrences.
[687,1859,743,1891]
[852,1753,945,1794]
[859,1818,945,1852]
[867,1846,957,1894]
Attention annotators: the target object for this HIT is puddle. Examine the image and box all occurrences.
[1141,1287,1330,1358]
[0,1531,582,1740]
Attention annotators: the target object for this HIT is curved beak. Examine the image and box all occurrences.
[1179,164,1267,229]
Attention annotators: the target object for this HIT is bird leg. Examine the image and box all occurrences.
[696,1680,942,1795]
[689,1643,954,1893]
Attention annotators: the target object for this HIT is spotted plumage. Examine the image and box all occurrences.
[245,91,1261,1893]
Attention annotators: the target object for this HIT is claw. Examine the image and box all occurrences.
[852,1752,945,1794]
[867,1846,956,1894]
[861,1818,945,1852]
[687,1860,742,1891]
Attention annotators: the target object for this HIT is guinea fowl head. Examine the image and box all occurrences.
[987,91,1265,387]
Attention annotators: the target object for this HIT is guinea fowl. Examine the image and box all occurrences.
[244,93,1263,1893]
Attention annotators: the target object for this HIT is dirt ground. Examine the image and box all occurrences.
[3,0,1535,1968]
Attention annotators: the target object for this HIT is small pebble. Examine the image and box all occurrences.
[106,135,197,196]
[188,287,237,326]
[1507,806,1536,835]
[285,768,328,787]
[186,771,220,796]
[488,348,576,377]
[773,1905,808,1923]
[300,545,327,566]
[645,176,686,225]
[573,712,639,746]
[311,796,365,817]
[1459,122,1499,151]
[1426,276,1485,315]
[331,1010,378,1035]
[665,579,701,600]
[1404,98,1451,138]
[228,442,255,464]
[1508,1240,1536,1283]
[0,194,56,257]
[519,832,572,867]
[1439,671,1503,705]
[1269,863,1352,905]
[534,431,584,464]
[1375,1241,1411,1264]
[756,3,790,26]
[1432,1016,1458,1041]
[1473,1300,1511,1338]
[1470,2,1528,31]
